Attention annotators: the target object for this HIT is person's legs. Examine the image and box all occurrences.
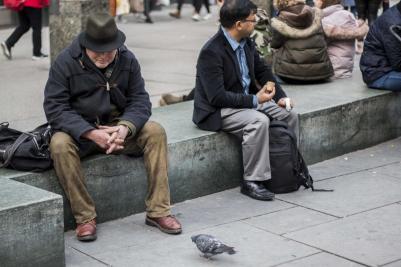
[169,0,184,18]
[143,0,153,23]
[122,121,171,218]
[183,88,195,101]
[355,0,367,20]
[257,100,299,141]
[367,0,381,25]
[221,107,278,201]
[5,9,30,52]
[221,108,271,181]
[192,0,202,20]
[159,88,194,106]
[50,132,98,225]
[369,71,401,91]
[25,7,43,56]
[122,121,181,234]
[203,0,210,13]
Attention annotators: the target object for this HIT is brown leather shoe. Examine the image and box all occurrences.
[146,215,182,234]
[76,219,97,242]
[159,93,184,106]
[169,11,181,19]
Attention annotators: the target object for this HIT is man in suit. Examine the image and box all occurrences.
[193,0,298,201]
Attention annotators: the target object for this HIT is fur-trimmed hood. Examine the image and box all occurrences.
[272,7,323,39]
[324,20,368,41]
[273,0,305,11]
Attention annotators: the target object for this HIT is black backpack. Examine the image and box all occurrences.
[265,120,332,193]
[0,122,53,172]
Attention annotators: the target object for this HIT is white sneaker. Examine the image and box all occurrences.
[192,14,201,21]
[32,53,48,61]
[203,13,212,20]
[1,42,11,60]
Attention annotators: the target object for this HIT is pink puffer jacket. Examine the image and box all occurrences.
[322,4,368,79]
[23,0,49,9]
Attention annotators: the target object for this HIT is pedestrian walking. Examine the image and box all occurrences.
[355,0,381,25]
[192,0,212,21]
[1,0,49,60]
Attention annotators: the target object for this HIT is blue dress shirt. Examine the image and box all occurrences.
[222,27,258,108]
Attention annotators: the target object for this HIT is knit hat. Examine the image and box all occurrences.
[273,0,305,11]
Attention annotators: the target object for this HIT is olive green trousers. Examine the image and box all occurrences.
[50,121,171,224]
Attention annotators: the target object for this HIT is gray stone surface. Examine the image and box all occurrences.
[65,217,164,256]
[383,260,401,267]
[0,179,65,267]
[308,137,401,181]
[277,170,401,217]
[58,137,401,266]
[285,204,401,266]
[65,247,108,267]
[128,189,294,233]
[93,221,319,267]
[276,252,364,267]
[242,206,337,235]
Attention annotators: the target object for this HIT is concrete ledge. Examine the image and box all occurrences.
[1,71,401,265]
[0,179,64,267]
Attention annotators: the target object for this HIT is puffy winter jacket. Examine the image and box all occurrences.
[322,4,367,79]
[271,4,333,81]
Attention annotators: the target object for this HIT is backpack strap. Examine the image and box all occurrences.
[0,133,30,168]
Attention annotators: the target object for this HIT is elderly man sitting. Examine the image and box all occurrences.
[43,13,182,241]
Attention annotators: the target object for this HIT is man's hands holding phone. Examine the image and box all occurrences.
[82,125,129,154]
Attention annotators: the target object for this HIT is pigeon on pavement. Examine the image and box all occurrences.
[191,234,236,259]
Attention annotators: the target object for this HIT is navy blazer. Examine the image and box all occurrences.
[192,28,287,131]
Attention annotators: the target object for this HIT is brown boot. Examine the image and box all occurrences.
[76,219,97,242]
[169,11,181,19]
[159,93,184,106]
[146,215,182,234]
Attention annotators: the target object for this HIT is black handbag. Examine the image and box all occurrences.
[0,122,53,172]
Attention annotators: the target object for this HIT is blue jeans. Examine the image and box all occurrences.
[369,71,401,91]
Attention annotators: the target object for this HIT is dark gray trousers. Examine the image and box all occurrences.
[221,101,299,182]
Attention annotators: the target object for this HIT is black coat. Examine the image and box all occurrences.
[43,38,151,144]
[192,28,287,131]
[360,3,401,85]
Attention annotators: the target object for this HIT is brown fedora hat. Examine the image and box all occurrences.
[79,13,126,52]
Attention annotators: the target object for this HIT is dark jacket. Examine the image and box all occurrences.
[43,38,151,144]
[360,3,401,85]
[271,5,333,81]
[192,28,287,132]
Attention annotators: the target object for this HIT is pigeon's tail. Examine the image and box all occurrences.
[227,247,236,255]
[222,245,236,255]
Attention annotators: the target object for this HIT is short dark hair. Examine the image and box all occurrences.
[220,0,258,29]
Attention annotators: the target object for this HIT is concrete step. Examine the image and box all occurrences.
[0,179,64,267]
[1,71,400,230]
[1,71,400,266]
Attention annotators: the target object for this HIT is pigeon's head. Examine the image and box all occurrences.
[191,235,200,243]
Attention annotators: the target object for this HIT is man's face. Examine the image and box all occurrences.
[86,48,117,69]
[238,12,257,38]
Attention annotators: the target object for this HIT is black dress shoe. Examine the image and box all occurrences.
[241,181,275,201]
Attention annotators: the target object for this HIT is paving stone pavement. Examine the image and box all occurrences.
[65,137,401,267]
